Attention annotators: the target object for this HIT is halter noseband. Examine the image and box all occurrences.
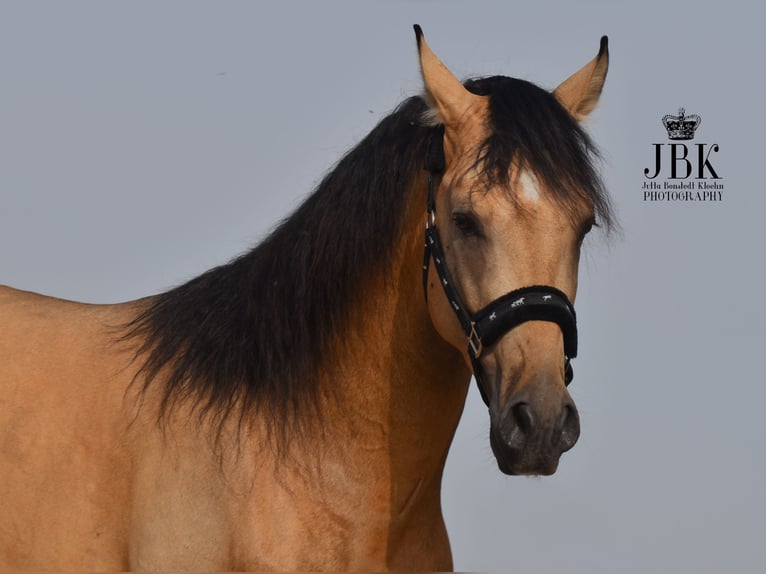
[422,127,577,406]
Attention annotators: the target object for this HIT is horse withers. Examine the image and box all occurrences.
[0,27,613,571]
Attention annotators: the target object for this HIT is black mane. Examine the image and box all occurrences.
[125,76,613,443]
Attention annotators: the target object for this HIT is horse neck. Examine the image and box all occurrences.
[171,176,473,567]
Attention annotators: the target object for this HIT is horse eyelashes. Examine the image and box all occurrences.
[451,212,482,237]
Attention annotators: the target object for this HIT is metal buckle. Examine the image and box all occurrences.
[426,209,436,230]
[468,322,483,359]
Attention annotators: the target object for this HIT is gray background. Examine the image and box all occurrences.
[2,1,764,572]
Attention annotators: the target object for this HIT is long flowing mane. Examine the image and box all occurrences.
[124,77,614,440]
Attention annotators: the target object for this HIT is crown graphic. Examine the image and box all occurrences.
[662,107,701,140]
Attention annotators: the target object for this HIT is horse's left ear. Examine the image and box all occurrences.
[554,36,609,121]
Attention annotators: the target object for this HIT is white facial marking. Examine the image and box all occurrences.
[519,170,542,204]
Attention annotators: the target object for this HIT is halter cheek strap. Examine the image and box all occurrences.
[422,127,577,406]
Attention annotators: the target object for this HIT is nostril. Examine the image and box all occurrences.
[501,402,535,451]
[513,402,535,434]
[559,404,580,452]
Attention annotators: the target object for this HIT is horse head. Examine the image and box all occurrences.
[416,27,610,475]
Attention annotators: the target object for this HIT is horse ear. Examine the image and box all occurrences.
[554,36,609,121]
[414,25,482,128]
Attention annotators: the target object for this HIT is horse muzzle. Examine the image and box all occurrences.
[488,389,580,476]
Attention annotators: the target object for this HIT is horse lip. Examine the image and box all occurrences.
[494,453,560,476]
[489,425,561,476]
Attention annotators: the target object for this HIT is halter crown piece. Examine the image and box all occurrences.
[422,127,578,406]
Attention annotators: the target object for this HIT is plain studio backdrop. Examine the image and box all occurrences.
[1,2,764,572]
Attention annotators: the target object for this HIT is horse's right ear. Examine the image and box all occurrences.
[554,36,609,122]
[414,25,483,128]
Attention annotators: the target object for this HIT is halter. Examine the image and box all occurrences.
[422,126,577,406]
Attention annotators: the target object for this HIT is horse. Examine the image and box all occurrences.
[0,26,613,571]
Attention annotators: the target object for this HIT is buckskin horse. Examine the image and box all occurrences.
[0,26,612,570]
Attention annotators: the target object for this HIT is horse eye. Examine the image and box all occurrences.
[451,212,481,237]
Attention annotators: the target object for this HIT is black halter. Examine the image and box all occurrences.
[422,127,577,406]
